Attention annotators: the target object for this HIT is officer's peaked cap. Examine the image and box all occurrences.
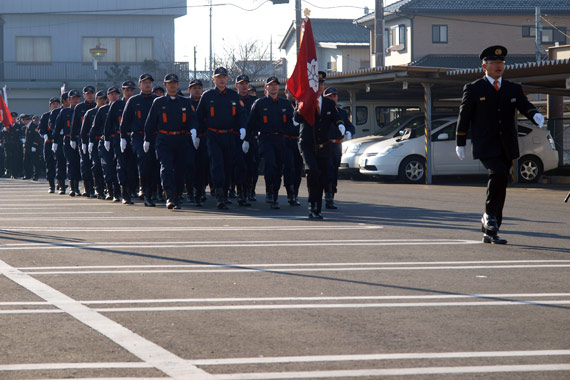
[122,80,137,89]
[236,74,250,83]
[83,85,95,93]
[265,76,280,85]
[163,73,179,83]
[96,90,107,98]
[214,67,228,77]
[189,79,203,88]
[139,73,154,82]
[318,71,326,82]
[68,89,81,97]
[480,45,508,61]
[107,86,120,94]
[323,87,338,96]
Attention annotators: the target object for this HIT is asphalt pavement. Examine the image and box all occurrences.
[0,177,569,380]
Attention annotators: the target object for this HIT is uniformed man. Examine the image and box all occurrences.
[247,76,292,209]
[0,124,5,177]
[120,73,157,207]
[81,91,107,199]
[39,97,60,192]
[152,85,165,97]
[323,87,355,209]
[296,71,345,219]
[105,80,137,204]
[188,78,208,205]
[144,73,198,210]
[283,87,303,206]
[54,89,82,196]
[22,115,42,180]
[456,45,544,244]
[91,87,120,201]
[247,84,257,97]
[5,113,24,179]
[195,67,247,209]
[71,85,96,197]
[50,93,69,194]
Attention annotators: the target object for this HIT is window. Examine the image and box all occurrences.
[355,106,368,125]
[399,24,406,48]
[384,28,390,54]
[522,26,567,45]
[432,25,448,43]
[82,37,154,63]
[326,61,337,72]
[16,36,52,62]
[390,26,398,47]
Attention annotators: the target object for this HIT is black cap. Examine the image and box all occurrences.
[318,71,326,82]
[265,76,280,85]
[163,73,179,83]
[236,74,250,83]
[248,84,256,92]
[122,80,136,89]
[152,85,165,93]
[68,89,81,98]
[49,97,60,104]
[214,67,228,77]
[61,92,69,101]
[139,73,154,82]
[189,79,203,88]
[32,115,40,122]
[83,85,95,94]
[107,86,120,95]
[21,114,33,121]
[480,45,508,61]
[323,87,338,96]
[96,90,107,98]
[10,111,18,118]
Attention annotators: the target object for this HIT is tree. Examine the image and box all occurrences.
[216,39,275,81]
[104,63,134,86]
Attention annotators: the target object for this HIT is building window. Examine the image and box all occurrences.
[399,24,406,48]
[16,36,52,62]
[326,61,337,72]
[522,26,567,44]
[82,37,154,63]
[432,25,448,44]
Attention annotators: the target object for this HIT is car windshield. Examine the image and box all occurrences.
[374,114,422,136]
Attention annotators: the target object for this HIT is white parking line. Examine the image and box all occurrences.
[0,362,152,371]
[0,225,382,232]
[0,259,213,380]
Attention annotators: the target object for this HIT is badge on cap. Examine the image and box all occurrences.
[495,48,502,55]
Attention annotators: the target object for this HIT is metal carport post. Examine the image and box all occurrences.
[422,83,432,184]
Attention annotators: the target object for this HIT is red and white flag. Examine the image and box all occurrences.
[0,94,13,130]
[286,18,319,125]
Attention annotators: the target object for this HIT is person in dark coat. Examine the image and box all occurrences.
[456,45,544,244]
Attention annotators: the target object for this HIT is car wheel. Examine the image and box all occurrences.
[518,155,543,183]
[399,155,426,184]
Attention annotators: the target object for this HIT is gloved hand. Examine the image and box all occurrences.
[88,142,94,154]
[120,138,127,152]
[43,134,48,142]
[240,128,246,140]
[345,131,352,140]
[52,142,58,152]
[82,143,87,155]
[31,147,36,152]
[104,140,111,151]
[242,140,250,154]
[338,124,346,136]
[533,113,545,128]
[143,141,150,153]
[456,146,465,160]
[20,138,25,144]
[193,137,200,150]
[70,140,77,150]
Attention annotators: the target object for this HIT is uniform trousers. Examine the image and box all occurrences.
[43,141,56,182]
[299,141,329,212]
[79,139,93,185]
[206,131,233,190]
[283,137,303,195]
[23,150,41,179]
[99,140,118,185]
[63,138,81,180]
[55,143,66,181]
[259,134,284,194]
[90,142,104,186]
[184,135,196,194]
[231,134,247,189]
[327,142,343,194]
[132,134,158,191]
[155,134,189,195]
[245,138,260,192]
[480,155,512,231]
[194,135,210,195]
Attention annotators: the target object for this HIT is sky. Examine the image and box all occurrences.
[174,0,398,70]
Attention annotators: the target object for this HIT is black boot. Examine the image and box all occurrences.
[223,189,232,205]
[186,184,195,204]
[308,202,323,219]
[144,186,156,207]
[229,186,237,199]
[113,183,121,202]
[216,188,228,210]
[58,180,66,195]
[105,182,113,200]
[237,185,251,207]
[166,190,176,210]
[121,185,133,204]
[48,179,55,193]
[69,180,77,197]
[193,187,203,207]
[270,191,280,209]
[94,179,105,199]
[325,192,337,209]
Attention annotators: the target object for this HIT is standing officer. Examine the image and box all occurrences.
[323,87,354,209]
[23,115,42,180]
[196,67,247,210]
[81,91,107,199]
[71,86,96,197]
[247,76,292,209]
[50,93,69,194]
[5,114,24,179]
[121,73,157,207]
[456,45,544,244]
[282,87,303,206]
[0,124,5,177]
[296,71,345,219]
[92,87,120,202]
[152,86,165,97]
[39,97,60,192]
[144,73,198,210]
[54,89,82,196]
[188,78,208,205]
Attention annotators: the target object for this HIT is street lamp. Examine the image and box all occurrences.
[89,43,107,89]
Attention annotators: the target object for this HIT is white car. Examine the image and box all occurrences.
[358,116,559,183]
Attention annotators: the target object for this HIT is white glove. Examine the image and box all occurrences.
[52,142,58,152]
[193,137,200,150]
[70,140,77,150]
[242,140,250,154]
[20,138,25,144]
[239,128,246,140]
[120,138,127,152]
[143,141,150,153]
[456,146,465,160]
[533,113,545,128]
[43,134,48,142]
[88,142,94,153]
[104,140,111,151]
[82,143,87,155]
[31,147,36,152]
[345,131,352,140]
[338,124,346,136]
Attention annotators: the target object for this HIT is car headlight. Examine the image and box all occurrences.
[347,142,362,153]
[377,145,398,156]
[547,134,556,150]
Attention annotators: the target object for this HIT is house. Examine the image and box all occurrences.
[0,0,186,115]
[279,18,370,77]
[355,0,570,68]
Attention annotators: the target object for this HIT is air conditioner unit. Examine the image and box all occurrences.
[390,44,404,51]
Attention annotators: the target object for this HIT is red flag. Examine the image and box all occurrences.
[0,94,13,130]
[286,18,319,126]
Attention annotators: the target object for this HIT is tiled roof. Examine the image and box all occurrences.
[409,54,544,69]
[279,18,369,50]
[390,0,570,13]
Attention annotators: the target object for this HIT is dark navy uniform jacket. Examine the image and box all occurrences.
[456,77,538,160]
[53,106,76,144]
[120,93,156,139]
[24,123,42,152]
[48,108,63,141]
[89,105,111,144]
[195,88,246,135]
[80,107,98,145]
[331,107,355,141]
[71,101,95,140]
[38,111,52,140]
[144,95,198,141]
[296,96,342,156]
[104,99,126,141]
[247,95,293,137]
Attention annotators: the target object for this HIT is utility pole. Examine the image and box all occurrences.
[535,7,542,63]
[209,0,213,78]
[374,0,384,67]
[295,0,301,54]
[193,46,197,80]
